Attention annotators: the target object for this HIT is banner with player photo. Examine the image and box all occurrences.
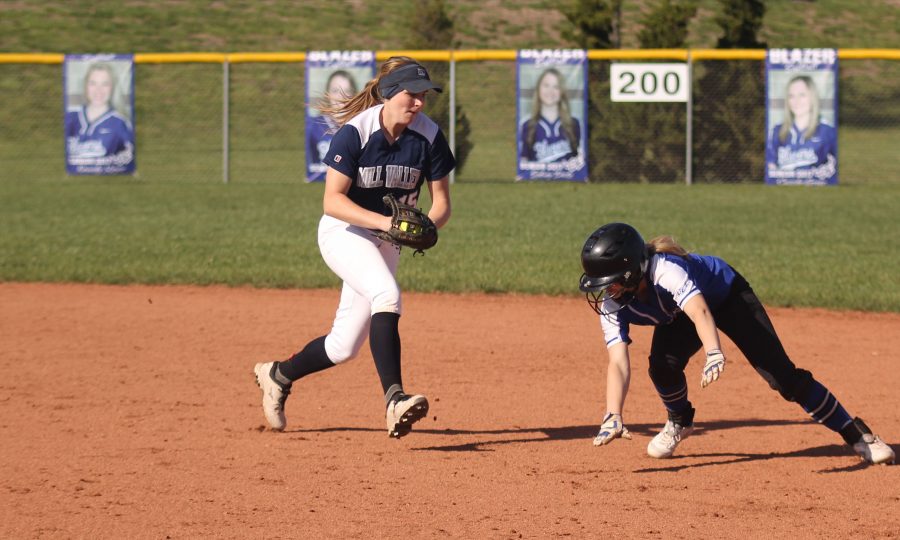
[64,54,136,175]
[765,48,838,185]
[516,49,588,182]
[305,50,376,182]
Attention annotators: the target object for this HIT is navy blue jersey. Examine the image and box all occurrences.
[520,116,581,163]
[599,253,736,347]
[65,106,134,161]
[324,104,456,214]
[766,121,836,171]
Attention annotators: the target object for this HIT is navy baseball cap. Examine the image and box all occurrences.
[378,63,443,99]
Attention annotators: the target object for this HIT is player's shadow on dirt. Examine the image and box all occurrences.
[632,443,869,474]
[410,418,850,458]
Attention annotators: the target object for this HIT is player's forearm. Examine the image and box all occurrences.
[426,177,452,229]
[683,294,721,353]
[605,344,631,414]
[428,198,451,229]
[323,191,391,231]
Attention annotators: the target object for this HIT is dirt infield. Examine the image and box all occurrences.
[1,282,898,539]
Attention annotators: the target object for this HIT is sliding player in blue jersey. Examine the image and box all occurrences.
[580,223,894,465]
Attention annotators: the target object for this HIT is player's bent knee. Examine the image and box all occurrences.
[772,368,813,402]
[370,289,402,315]
[324,334,364,365]
[647,360,683,387]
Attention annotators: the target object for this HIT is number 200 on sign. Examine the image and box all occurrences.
[610,63,688,102]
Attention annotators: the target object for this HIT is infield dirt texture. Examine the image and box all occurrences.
[1,283,898,538]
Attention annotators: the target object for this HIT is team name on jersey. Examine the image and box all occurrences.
[533,139,573,162]
[357,165,421,189]
[777,147,817,169]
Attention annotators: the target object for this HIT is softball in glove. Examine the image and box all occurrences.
[371,194,438,255]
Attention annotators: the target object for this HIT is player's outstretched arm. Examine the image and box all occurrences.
[595,343,633,446]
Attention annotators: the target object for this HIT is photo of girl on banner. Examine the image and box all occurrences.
[765,48,838,185]
[64,54,136,175]
[516,49,588,182]
[305,51,376,182]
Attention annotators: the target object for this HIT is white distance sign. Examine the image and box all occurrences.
[610,63,689,102]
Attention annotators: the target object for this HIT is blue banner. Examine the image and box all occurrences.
[765,48,838,185]
[305,51,376,182]
[516,49,588,182]
[64,54,136,175]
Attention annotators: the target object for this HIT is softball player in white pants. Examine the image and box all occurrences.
[254,56,455,438]
[318,214,402,364]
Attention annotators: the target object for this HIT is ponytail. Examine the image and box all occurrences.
[647,235,689,258]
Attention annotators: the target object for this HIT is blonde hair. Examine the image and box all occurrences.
[779,75,821,143]
[647,235,689,258]
[319,56,418,127]
[525,67,577,152]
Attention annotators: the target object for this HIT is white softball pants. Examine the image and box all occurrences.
[317,214,402,364]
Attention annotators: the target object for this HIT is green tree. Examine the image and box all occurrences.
[638,0,699,49]
[715,0,766,48]
[561,0,623,49]
[575,0,697,183]
[693,0,767,183]
[405,0,473,175]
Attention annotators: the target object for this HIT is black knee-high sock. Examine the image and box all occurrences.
[276,336,334,384]
[369,312,403,403]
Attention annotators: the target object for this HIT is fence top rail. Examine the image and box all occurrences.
[1,49,898,64]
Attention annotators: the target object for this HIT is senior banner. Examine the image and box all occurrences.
[305,50,376,182]
[516,49,588,181]
[765,48,838,185]
[64,54,136,175]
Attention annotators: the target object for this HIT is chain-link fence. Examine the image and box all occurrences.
[1,51,897,185]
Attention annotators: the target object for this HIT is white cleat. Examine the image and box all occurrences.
[647,420,694,459]
[254,362,290,431]
[853,433,895,465]
[386,394,429,438]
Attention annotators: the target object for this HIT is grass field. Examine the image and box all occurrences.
[1,1,898,312]
[2,179,898,311]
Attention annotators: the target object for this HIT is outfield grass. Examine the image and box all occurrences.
[2,179,898,312]
[1,1,898,312]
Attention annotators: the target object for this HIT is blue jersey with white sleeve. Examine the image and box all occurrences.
[600,253,736,348]
[324,104,455,213]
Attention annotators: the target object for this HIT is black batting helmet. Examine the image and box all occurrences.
[579,223,649,296]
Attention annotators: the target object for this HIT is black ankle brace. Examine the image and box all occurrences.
[839,417,868,445]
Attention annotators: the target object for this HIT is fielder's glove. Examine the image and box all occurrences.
[700,349,726,388]
[371,194,438,256]
[593,412,633,446]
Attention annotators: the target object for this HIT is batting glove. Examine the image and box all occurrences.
[593,412,633,446]
[700,349,726,388]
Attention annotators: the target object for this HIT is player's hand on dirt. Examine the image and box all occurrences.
[701,349,726,388]
[593,413,632,446]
